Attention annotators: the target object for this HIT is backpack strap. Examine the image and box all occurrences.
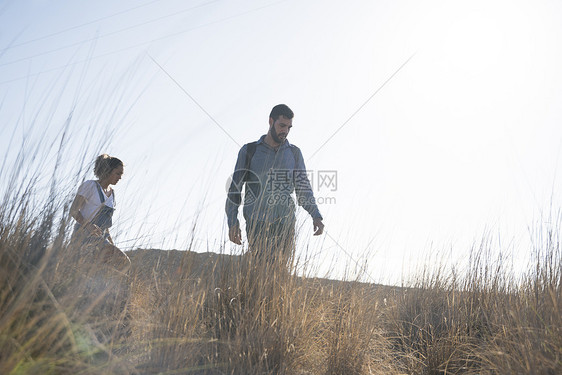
[95,182,106,203]
[95,182,115,207]
[243,141,258,182]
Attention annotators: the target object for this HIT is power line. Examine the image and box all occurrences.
[0,0,290,86]
[2,0,165,51]
[324,230,379,284]
[0,0,222,68]
[148,53,241,147]
[309,52,416,161]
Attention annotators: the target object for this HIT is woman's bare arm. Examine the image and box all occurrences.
[70,195,102,236]
[70,195,87,224]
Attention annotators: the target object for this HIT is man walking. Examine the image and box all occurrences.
[226,104,324,262]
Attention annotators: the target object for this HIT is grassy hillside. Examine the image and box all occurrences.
[1,211,560,375]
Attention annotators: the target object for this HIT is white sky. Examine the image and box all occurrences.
[1,0,561,285]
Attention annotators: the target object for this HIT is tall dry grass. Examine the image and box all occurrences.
[125,239,394,374]
[0,189,136,374]
[0,191,394,374]
[385,233,561,374]
[0,140,560,374]
[3,197,560,375]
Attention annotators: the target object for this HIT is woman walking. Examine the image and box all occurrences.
[70,154,130,270]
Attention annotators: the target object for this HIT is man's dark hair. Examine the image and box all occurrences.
[269,104,294,121]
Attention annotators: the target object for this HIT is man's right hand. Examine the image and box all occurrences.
[229,225,242,245]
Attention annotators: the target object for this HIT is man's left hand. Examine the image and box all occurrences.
[313,218,324,236]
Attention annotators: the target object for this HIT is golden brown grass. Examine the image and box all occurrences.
[1,191,560,374]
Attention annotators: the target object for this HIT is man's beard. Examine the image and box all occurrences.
[270,127,284,144]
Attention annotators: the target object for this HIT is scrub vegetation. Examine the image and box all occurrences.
[0,76,560,373]
[0,159,560,375]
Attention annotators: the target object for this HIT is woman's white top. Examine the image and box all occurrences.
[75,180,115,223]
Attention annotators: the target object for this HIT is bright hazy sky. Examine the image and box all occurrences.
[1,0,561,284]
